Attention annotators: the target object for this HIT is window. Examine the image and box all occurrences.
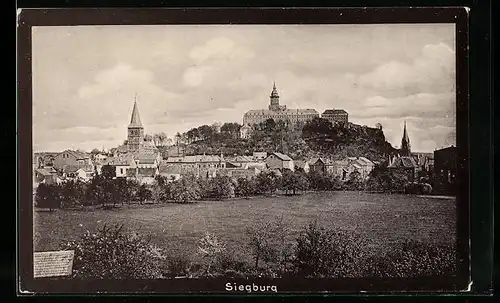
[120,168,124,175]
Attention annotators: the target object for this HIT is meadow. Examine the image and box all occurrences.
[34,191,456,265]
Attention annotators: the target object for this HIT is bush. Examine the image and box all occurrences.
[246,216,294,277]
[35,183,61,210]
[62,224,164,279]
[293,221,367,278]
[235,177,257,198]
[404,182,433,195]
[361,240,457,278]
[197,232,227,276]
[170,177,202,203]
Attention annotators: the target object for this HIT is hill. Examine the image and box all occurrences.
[165,118,396,162]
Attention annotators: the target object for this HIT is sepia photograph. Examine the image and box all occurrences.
[19,8,471,293]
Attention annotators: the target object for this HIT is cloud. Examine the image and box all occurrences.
[351,92,455,119]
[32,25,456,153]
[357,43,455,95]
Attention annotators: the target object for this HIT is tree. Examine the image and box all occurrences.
[63,224,164,279]
[35,183,61,211]
[205,176,235,200]
[221,122,242,138]
[294,221,338,277]
[246,216,293,275]
[90,148,101,155]
[256,171,280,195]
[345,170,364,191]
[158,132,168,146]
[235,177,256,198]
[144,134,153,142]
[197,232,226,276]
[101,165,115,179]
[170,178,202,203]
[137,184,152,204]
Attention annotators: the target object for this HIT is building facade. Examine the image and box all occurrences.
[243,83,319,126]
[127,99,145,152]
[321,109,348,126]
[265,152,294,171]
[433,145,457,195]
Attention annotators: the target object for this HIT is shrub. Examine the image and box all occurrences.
[293,221,367,278]
[361,240,457,278]
[246,216,294,277]
[35,183,61,211]
[170,177,202,203]
[197,232,227,276]
[235,177,257,198]
[62,224,164,279]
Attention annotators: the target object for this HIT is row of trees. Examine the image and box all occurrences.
[64,219,457,279]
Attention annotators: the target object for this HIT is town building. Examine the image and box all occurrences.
[265,152,294,172]
[321,109,349,126]
[158,163,182,182]
[53,149,92,171]
[164,154,226,178]
[252,152,268,161]
[242,82,319,126]
[217,167,262,180]
[387,155,418,181]
[33,167,59,188]
[294,160,310,173]
[332,157,375,180]
[309,158,335,175]
[240,124,252,139]
[63,164,95,181]
[433,145,457,195]
[127,98,145,152]
[400,120,411,157]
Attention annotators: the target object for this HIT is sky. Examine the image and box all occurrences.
[32,24,456,153]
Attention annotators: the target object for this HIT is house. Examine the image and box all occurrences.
[53,150,92,171]
[226,155,256,168]
[217,167,261,180]
[240,124,252,139]
[127,167,158,185]
[252,152,268,161]
[33,167,58,188]
[309,158,334,175]
[294,160,310,173]
[165,154,226,170]
[106,157,131,178]
[158,164,182,182]
[34,152,58,168]
[388,155,418,182]
[265,152,294,171]
[433,146,457,194]
[94,153,108,161]
[321,109,349,126]
[334,157,375,180]
[62,164,94,180]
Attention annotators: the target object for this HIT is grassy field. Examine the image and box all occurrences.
[34,191,456,263]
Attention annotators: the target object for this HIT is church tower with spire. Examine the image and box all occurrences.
[127,96,144,152]
[400,120,411,156]
[268,82,286,111]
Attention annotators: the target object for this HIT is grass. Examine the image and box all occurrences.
[34,192,456,264]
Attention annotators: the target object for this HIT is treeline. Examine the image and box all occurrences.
[63,219,457,279]
[35,163,429,210]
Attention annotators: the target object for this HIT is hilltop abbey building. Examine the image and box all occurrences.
[242,82,320,126]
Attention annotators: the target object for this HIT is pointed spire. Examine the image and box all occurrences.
[402,120,409,143]
[401,120,411,156]
[271,81,279,97]
[129,96,143,128]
